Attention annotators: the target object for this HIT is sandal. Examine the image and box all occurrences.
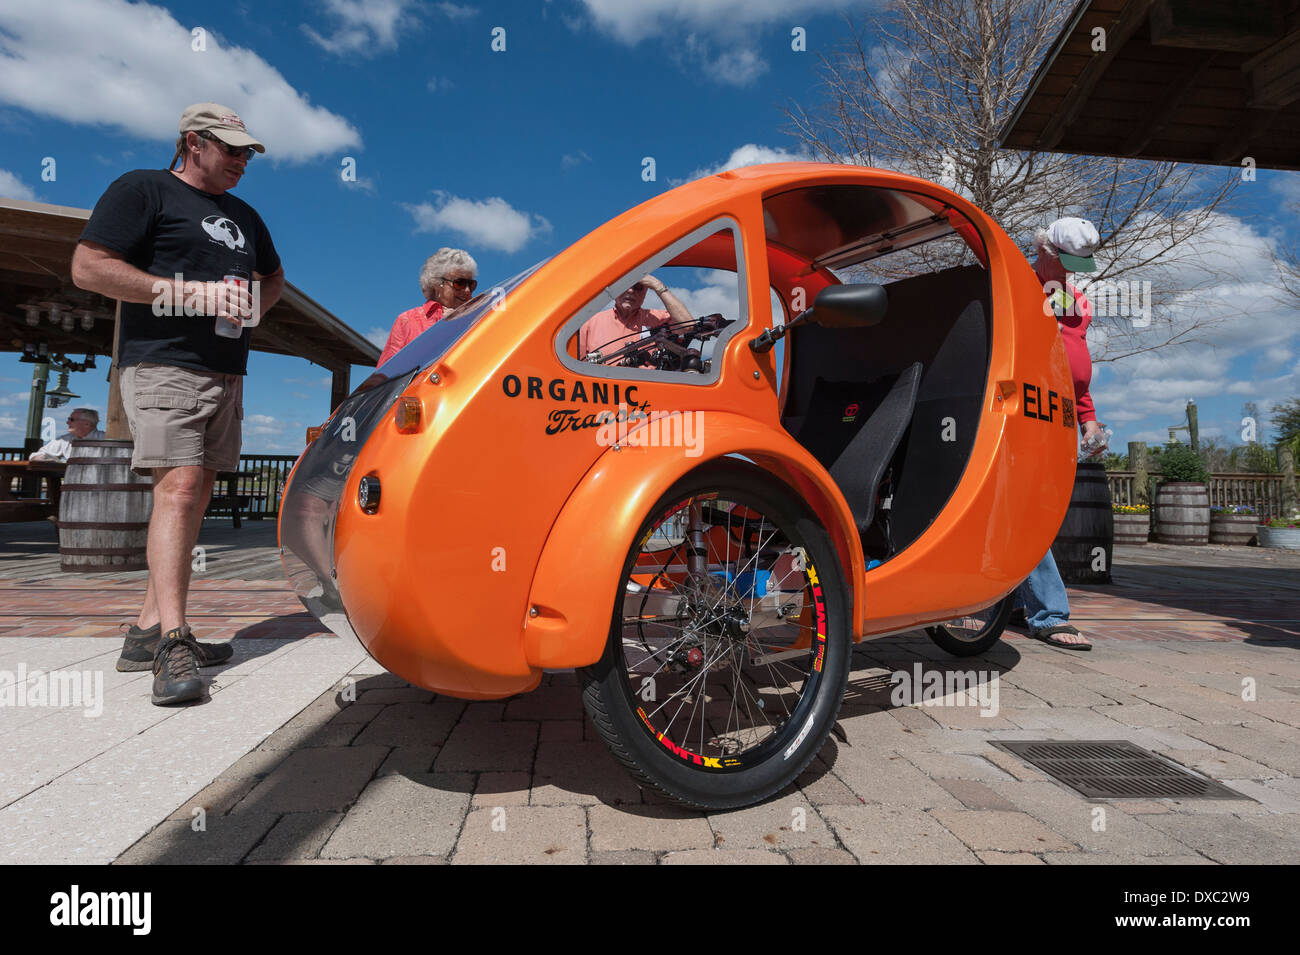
[1030,624,1092,651]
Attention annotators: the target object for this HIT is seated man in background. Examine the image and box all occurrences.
[29,408,105,463]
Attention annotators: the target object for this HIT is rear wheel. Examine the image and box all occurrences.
[581,462,850,810]
[924,594,1014,656]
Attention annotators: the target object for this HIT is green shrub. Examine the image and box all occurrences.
[1159,442,1210,484]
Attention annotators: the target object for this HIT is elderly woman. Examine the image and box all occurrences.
[1015,217,1108,650]
[377,247,478,367]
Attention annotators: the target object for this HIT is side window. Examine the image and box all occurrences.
[557,219,748,383]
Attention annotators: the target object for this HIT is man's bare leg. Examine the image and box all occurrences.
[140,465,215,635]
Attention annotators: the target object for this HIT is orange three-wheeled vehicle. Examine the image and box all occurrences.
[280,163,1076,809]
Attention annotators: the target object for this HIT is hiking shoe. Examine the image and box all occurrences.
[152,629,204,705]
[117,623,233,672]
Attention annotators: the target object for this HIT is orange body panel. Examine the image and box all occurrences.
[285,163,1075,700]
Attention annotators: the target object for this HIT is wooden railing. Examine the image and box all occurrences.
[1107,471,1286,519]
[229,454,301,520]
[1,447,300,519]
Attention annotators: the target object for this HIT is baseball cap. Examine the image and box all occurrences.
[178,103,265,153]
[1047,217,1100,272]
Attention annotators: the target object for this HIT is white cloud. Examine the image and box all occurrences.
[684,143,810,183]
[575,0,861,42]
[365,326,390,349]
[0,0,360,163]
[302,0,418,56]
[0,167,36,201]
[427,75,456,93]
[243,412,283,437]
[562,150,591,169]
[404,192,551,254]
[573,0,867,87]
[435,2,476,20]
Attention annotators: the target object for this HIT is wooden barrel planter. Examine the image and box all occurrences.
[1051,462,1114,584]
[1209,513,1258,546]
[58,439,153,572]
[1113,511,1150,544]
[1258,526,1300,550]
[1154,481,1210,545]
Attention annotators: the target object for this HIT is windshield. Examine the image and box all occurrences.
[374,258,550,381]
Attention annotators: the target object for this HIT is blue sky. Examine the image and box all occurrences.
[1,0,1297,457]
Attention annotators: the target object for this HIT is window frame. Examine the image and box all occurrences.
[553,216,749,387]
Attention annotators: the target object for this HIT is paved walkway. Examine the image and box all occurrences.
[0,541,1297,864]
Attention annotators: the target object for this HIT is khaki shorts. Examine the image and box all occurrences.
[119,362,243,473]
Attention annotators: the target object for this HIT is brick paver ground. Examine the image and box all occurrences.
[4,525,1297,865]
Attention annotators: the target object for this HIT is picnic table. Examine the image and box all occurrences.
[209,470,262,529]
[0,459,66,523]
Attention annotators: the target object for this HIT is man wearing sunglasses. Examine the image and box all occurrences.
[377,247,478,367]
[29,408,106,463]
[71,102,285,705]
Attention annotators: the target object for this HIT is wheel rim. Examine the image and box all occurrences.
[933,599,1007,643]
[617,491,829,772]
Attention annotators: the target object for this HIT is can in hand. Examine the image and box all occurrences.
[215,267,250,339]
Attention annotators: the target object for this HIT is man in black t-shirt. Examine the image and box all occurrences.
[71,102,285,706]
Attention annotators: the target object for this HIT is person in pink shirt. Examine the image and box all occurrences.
[579,275,696,365]
[1014,216,1108,650]
[377,247,477,367]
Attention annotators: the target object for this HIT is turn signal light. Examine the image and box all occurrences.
[395,396,422,434]
[305,425,323,446]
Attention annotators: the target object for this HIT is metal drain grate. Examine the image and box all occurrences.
[989,740,1244,799]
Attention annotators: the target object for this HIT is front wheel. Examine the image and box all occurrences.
[924,593,1014,656]
[580,462,850,810]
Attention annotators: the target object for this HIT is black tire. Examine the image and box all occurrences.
[580,460,850,810]
[924,593,1015,656]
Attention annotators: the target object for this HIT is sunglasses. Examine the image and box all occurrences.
[197,130,256,161]
[442,277,477,292]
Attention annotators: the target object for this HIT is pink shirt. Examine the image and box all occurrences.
[377,300,444,367]
[1046,282,1096,426]
[578,307,671,364]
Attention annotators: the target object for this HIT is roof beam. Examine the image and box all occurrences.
[1210,108,1278,162]
[1244,29,1300,108]
[1121,54,1217,155]
[1036,0,1155,151]
[1149,0,1287,53]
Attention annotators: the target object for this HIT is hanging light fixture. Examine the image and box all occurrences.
[76,309,95,331]
[46,369,80,408]
[22,305,41,326]
[42,302,65,327]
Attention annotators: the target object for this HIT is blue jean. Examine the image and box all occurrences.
[1015,549,1071,632]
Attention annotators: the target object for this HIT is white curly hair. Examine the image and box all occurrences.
[419,248,478,300]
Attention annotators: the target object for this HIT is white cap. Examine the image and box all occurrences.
[1047,217,1100,272]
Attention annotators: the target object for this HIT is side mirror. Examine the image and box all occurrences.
[812,283,888,328]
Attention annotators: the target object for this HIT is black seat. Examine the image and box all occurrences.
[788,362,922,534]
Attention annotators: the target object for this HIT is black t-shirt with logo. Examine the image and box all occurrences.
[80,169,281,375]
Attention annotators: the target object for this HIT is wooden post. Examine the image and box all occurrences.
[1129,441,1149,506]
[105,301,129,440]
[1187,401,1199,453]
[329,365,350,411]
[1280,443,1298,517]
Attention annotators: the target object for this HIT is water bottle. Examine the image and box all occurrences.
[1079,426,1112,460]
[215,265,250,339]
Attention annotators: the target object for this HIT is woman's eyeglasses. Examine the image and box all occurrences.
[442,277,477,292]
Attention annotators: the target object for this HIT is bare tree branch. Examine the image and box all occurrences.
[784,0,1244,362]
